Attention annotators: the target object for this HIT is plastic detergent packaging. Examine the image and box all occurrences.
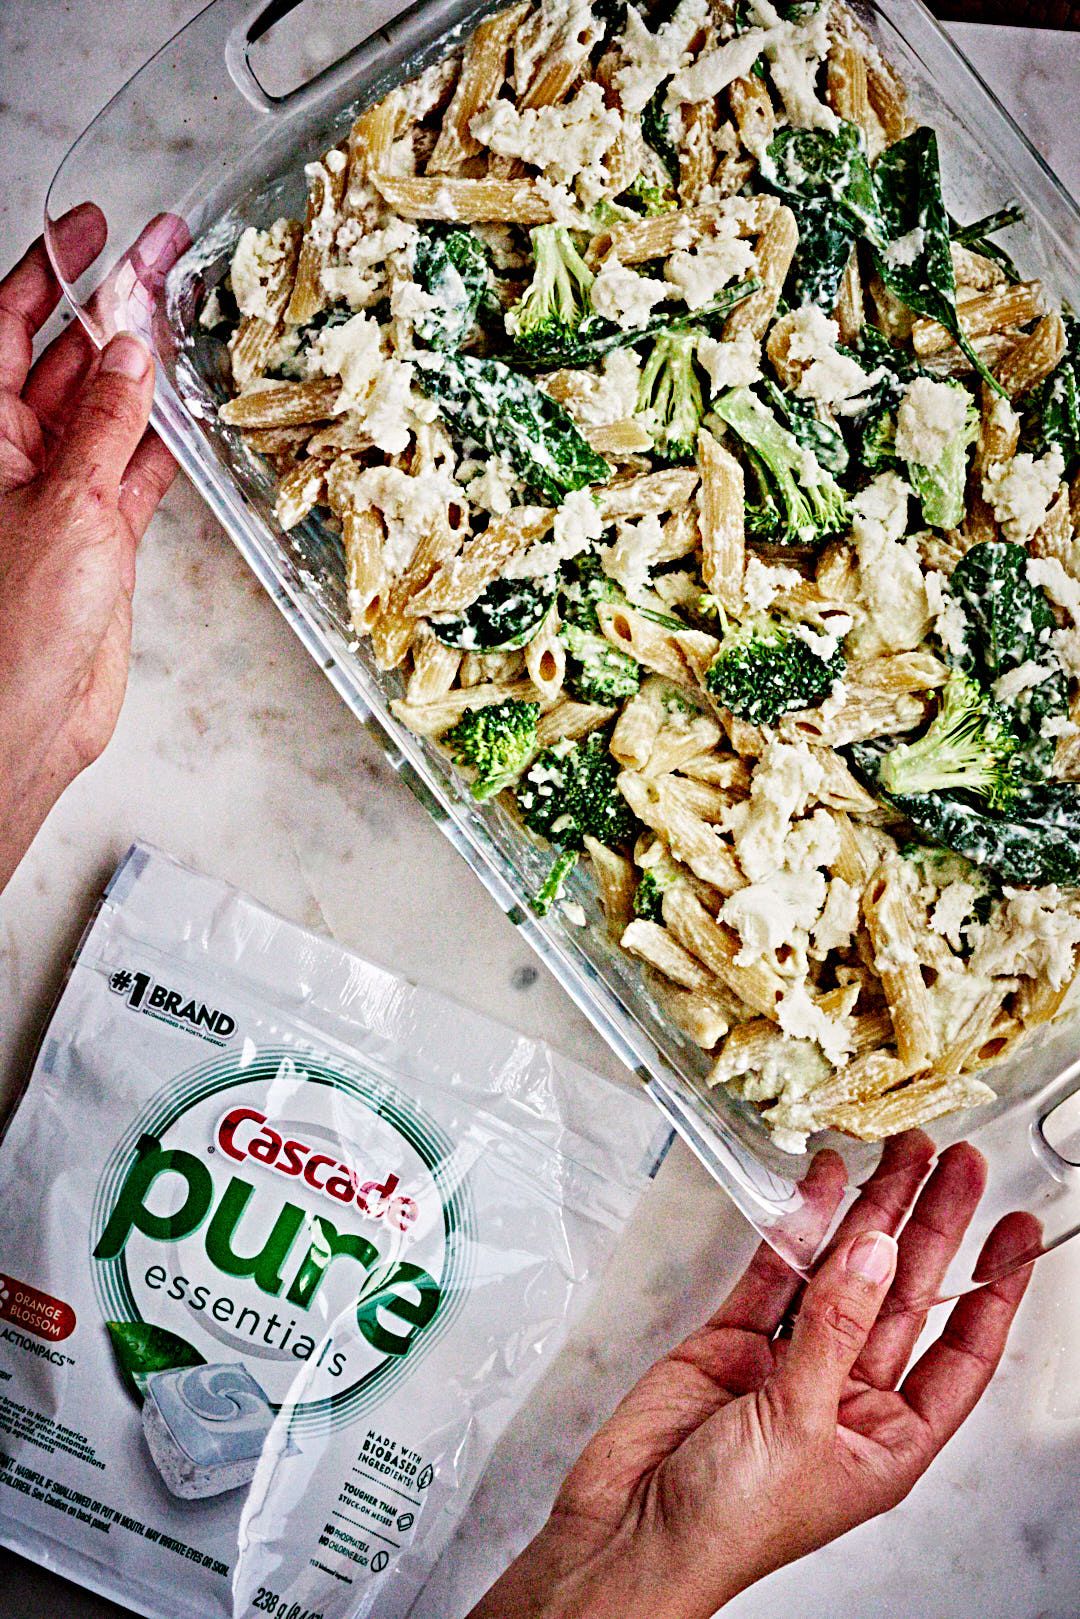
[0,842,666,1619]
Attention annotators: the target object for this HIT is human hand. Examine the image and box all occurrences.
[470,1133,1039,1619]
[0,204,178,891]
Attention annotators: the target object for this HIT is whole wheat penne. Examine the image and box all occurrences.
[619,919,713,992]
[242,423,325,454]
[610,682,666,769]
[729,74,774,158]
[677,752,752,791]
[935,983,1016,1074]
[644,712,723,779]
[995,311,1067,398]
[662,888,788,1020]
[591,196,776,268]
[864,49,914,144]
[227,222,303,389]
[524,612,565,703]
[723,203,798,343]
[655,983,732,1049]
[845,650,950,695]
[815,541,860,602]
[952,243,1007,291]
[827,1074,994,1142]
[868,273,915,342]
[347,94,399,189]
[584,419,655,456]
[371,511,468,670]
[912,280,1046,356]
[406,507,555,616]
[653,506,700,564]
[597,602,711,685]
[697,428,744,610]
[536,699,617,746]
[975,383,1021,477]
[392,677,541,737]
[827,40,883,156]
[583,836,637,940]
[274,459,326,530]
[597,467,699,520]
[1031,489,1076,568]
[220,377,342,428]
[679,99,718,206]
[520,8,601,108]
[656,775,731,823]
[618,771,744,893]
[833,248,865,343]
[811,754,881,816]
[406,632,464,703]
[373,175,554,222]
[779,690,931,748]
[428,2,529,173]
[862,860,937,1068]
[286,157,348,327]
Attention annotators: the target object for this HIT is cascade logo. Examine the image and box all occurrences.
[90,1053,472,1430]
[108,968,236,1043]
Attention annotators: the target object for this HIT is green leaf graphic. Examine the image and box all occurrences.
[106,1320,206,1404]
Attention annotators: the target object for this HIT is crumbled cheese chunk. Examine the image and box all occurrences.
[696,332,762,392]
[320,264,382,309]
[849,473,931,655]
[775,981,851,1067]
[351,464,464,575]
[791,617,852,664]
[992,659,1057,706]
[741,555,804,611]
[601,514,663,599]
[469,81,622,191]
[229,220,295,320]
[1029,555,1080,625]
[305,312,383,406]
[894,377,970,466]
[983,448,1065,545]
[540,349,643,428]
[590,256,670,330]
[459,454,520,517]
[664,229,756,310]
[720,870,827,967]
[505,489,604,580]
[811,877,860,959]
[779,307,873,408]
[971,886,1080,989]
[732,741,825,882]
[930,880,982,952]
[614,0,710,115]
[783,808,842,874]
[882,227,925,269]
[850,470,911,548]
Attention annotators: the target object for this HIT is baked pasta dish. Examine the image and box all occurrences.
[209,0,1080,1152]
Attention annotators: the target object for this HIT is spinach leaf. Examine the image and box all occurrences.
[763,379,849,476]
[412,225,492,350]
[872,128,1004,394]
[946,539,1069,774]
[950,204,1024,284]
[1021,317,1080,470]
[415,353,611,503]
[431,576,555,653]
[642,79,681,190]
[761,123,881,311]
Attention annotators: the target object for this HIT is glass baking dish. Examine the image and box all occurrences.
[44,0,1080,1301]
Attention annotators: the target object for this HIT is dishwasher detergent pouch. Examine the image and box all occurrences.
[0,843,665,1619]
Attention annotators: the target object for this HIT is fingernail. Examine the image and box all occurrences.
[102,333,151,381]
[847,1231,897,1286]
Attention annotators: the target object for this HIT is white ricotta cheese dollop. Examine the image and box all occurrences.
[983,448,1065,546]
[894,377,969,466]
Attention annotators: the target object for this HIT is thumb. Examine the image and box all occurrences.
[48,333,154,498]
[777,1230,897,1421]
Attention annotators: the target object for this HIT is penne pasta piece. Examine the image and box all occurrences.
[619,919,712,992]
[597,467,700,520]
[644,711,724,779]
[911,280,1046,356]
[812,755,880,817]
[833,248,865,344]
[392,677,541,737]
[844,650,950,696]
[610,682,667,769]
[864,49,914,145]
[815,541,860,602]
[827,40,884,157]
[654,506,701,563]
[584,418,655,456]
[825,809,872,888]
[826,1073,994,1142]
[273,458,326,530]
[406,507,555,616]
[722,203,798,343]
[597,602,716,686]
[995,311,1067,398]
[862,860,937,1069]
[780,690,931,748]
[373,175,555,223]
[679,99,719,206]
[952,243,1007,291]
[655,982,732,1049]
[227,222,303,389]
[285,155,348,327]
[524,611,566,703]
[325,457,388,631]
[975,380,1020,477]
[655,774,731,823]
[618,771,744,894]
[347,94,398,189]
[662,888,788,1020]
[584,836,637,941]
[220,377,342,428]
[520,8,602,109]
[405,632,463,703]
[241,423,324,454]
[729,74,774,159]
[428,2,529,173]
[696,428,744,610]
[537,699,617,746]
[1030,488,1076,569]
[677,752,752,792]
[591,196,777,268]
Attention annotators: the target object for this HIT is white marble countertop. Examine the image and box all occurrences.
[2,6,1080,1615]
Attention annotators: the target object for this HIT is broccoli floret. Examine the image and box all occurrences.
[623,174,677,216]
[713,386,848,546]
[508,225,598,363]
[636,333,705,463]
[516,732,639,850]
[907,386,979,530]
[559,547,624,633]
[533,849,579,916]
[704,610,845,726]
[562,622,643,705]
[878,672,1020,811]
[632,853,683,922]
[443,700,540,800]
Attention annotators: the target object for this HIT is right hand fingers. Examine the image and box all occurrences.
[776,1229,898,1423]
[45,332,154,503]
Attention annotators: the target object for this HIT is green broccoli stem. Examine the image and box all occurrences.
[533,850,579,916]
[511,225,595,341]
[637,332,704,462]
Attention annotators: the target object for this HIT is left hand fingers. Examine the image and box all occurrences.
[23,314,97,445]
[899,1210,1040,1452]
[0,204,106,397]
[119,429,178,542]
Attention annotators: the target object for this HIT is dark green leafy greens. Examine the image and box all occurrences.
[642,79,681,189]
[764,379,849,477]
[415,353,611,503]
[508,278,758,369]
[431,575,555,653]
[442,699,540,798]
[411,225,493,350]
[950,204,1024,284]
[1020,316,1080,471]
[516,732,639,850]
[760,122,881,309]
[872,128,1005,394]
[704,609,846,725]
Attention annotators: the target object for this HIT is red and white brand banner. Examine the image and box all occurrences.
[0,1272,76,1341]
